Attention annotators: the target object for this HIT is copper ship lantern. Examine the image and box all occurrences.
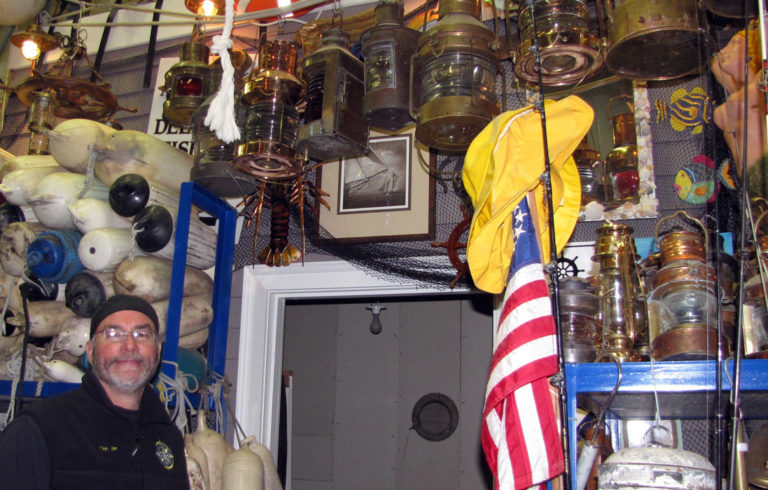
[514,0,603,86]
[646,215,724,361]
[360,0,419,132]
[592,222,647,362]
[162,40,213,128]
[296,28,368,162]
[233,40,304,180]
[413,0,500,151]
[190,52,259,198]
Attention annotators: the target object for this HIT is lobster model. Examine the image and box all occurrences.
[238,167,329,267]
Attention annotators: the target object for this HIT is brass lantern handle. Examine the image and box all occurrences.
[652,209,708,254]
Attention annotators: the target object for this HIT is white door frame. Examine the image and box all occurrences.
[234,260,469,456]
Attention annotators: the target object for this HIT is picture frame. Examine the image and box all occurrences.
[314,125,436,244]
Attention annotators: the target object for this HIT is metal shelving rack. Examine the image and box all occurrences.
[564,359,768,489]
[0,182,238,408]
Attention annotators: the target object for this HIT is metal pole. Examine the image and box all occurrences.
[527,0,571,487]
[729,1,758,486]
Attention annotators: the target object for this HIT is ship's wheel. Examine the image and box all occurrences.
[554,256,582,280]
[14,74,135,120]
[432,206,471,289]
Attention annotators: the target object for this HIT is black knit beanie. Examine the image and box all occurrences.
[89,294,160,338]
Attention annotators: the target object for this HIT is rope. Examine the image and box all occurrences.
[78,147,98,199]
[156,360,199,433]
[204,0,240,143]
[206,371,227,434]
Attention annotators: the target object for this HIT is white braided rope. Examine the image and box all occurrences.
[204,0,240,143]
[206,372,227,434]
[157,360,199,433]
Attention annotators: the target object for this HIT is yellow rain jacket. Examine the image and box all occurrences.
[462,95,594,294]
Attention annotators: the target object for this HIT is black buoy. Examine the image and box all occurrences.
[132,204,174,253]
[65,270,109,318]
[109,173,152,218]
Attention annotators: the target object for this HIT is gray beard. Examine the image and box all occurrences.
[91,350,157,394]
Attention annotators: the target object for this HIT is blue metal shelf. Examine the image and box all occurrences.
[162,181,237,381]
[1,182,237,417]
[564,359,768,489]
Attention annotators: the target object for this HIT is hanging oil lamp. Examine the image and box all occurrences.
[514,0,602,86]
[413,0,500,151]
[359,0,419,132]
[557,276,600,363]
[296,27,368,162]
[603,106,639,209]
[647,217,723,361]
[26,90,57,155]
[234,39,304,180]
[190,54,259,198]
[592,222,646,362]
[162,38,213,129]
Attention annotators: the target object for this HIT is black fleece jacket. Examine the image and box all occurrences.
[0,370,189,490]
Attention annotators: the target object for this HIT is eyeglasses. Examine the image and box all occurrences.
[95,327,157,343]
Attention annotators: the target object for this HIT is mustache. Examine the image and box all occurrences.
[107,355,150,366]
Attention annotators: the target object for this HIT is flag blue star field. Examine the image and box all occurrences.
[481,197,564,489]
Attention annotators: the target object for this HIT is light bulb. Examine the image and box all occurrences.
[369,315,383,335]
[21,39,41,60]
[366,304,386,335]
[200,0,218,16]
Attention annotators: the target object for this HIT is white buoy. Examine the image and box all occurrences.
[78,227,142,272]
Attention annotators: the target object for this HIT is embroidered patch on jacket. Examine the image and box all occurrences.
[155,440,175,470]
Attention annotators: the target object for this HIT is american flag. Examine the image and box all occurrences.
[481,197,564,489]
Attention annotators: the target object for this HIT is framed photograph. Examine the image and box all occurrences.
[314,126,436,244]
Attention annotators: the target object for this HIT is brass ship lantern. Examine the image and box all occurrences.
[26,90,57,155]
[413,0,500,151]
[233,40,304,180]
[514,0,603,86]
[646,213,723,361]
[592,222,647,362]
[296,28,368,162]
[190,52,259,198]
[360,0,419,132]
[162,39,213,128]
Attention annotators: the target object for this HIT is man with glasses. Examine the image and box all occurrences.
[0,294,189,489]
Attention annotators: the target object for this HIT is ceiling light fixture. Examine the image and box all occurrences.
[185,0,226,16]
[366,303,386,335]
[10,24,61,61]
